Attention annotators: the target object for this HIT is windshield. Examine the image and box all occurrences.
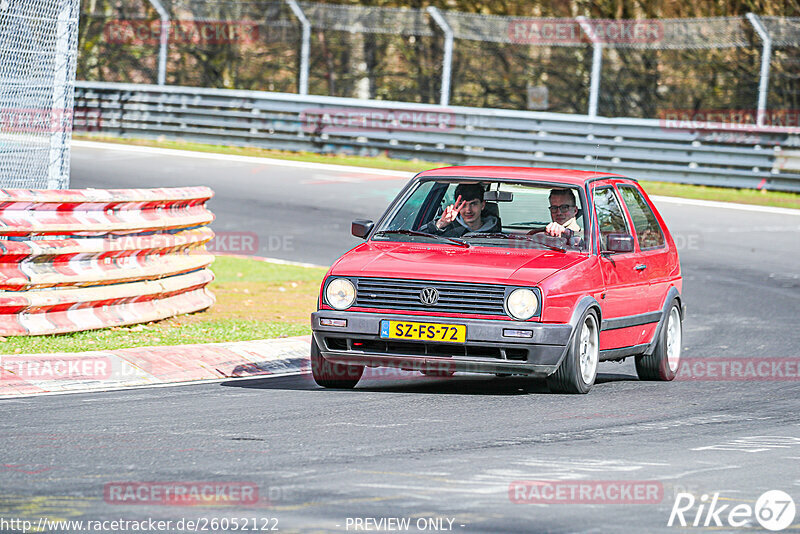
[373,179,589,252]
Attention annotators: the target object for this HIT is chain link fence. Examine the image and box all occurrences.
[761,17,800,119]
[301,3,441,103]
[595,17,760,118]
[76,1,800,122]
[1,0,80,189]
[442,13,593,113]
[78,0,300,90]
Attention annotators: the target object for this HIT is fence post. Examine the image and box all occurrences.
[746,13,772,127]
[427,6,453,107]
[576,16,602,118]
[48,0,78,189]
[145,0,169,85]
[287,0,310,95]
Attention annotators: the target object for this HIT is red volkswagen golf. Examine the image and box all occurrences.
[311,167,684,393]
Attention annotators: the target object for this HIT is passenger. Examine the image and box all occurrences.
[422,183,501,238]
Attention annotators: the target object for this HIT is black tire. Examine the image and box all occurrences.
[547,309,600,394]
[636,300,682,381]
[310,337,364,389]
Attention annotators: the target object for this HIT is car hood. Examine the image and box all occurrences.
[330,241,586,286]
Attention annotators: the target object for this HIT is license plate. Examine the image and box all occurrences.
[380,320,466,343]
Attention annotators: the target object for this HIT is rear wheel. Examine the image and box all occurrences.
[310,338,364,389]
[547,310,599,394]
[636,300,682,381]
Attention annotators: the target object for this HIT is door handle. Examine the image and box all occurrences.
[634,264,647,271]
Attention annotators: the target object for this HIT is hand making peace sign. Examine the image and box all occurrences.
[436,195,465,230]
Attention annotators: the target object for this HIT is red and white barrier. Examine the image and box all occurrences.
[0,187,216,336]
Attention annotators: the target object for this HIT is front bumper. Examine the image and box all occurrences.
[312,310,573,377]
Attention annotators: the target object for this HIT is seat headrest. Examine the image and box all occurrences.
[483,201,500,218]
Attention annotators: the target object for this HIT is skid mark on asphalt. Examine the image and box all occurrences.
[268,494,402,512]
[653,464,741,480]
[322,422,410,428]
[509,458,669,473]
[0,494,92,525]
[692,435,800,452]
[1,464,55,475]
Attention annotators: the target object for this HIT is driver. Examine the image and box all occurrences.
[421,183,500,238]
[544,188,582,241]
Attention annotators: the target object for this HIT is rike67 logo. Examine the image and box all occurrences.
[668,490,796,531]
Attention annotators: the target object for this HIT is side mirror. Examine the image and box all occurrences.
[605,233,634,253]
[351,219,374,239]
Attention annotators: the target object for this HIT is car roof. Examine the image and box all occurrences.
[416,166,628,186]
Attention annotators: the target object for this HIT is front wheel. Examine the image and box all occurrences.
[547,309,599,394]
[636,300,682,381]
[310,338,364,389]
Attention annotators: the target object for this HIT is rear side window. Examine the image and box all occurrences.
[618,185,665,249]
[593,186,628,252]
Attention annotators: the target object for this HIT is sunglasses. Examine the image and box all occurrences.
[549,204,575,213]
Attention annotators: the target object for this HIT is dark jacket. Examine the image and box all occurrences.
[420,215,501,238]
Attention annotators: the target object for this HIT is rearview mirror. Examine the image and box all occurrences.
[605,234,634,253]
[484,190,513,202]
[351,219,374,239]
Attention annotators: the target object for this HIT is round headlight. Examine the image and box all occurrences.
[506,288,538,320]
[326,278,356,310]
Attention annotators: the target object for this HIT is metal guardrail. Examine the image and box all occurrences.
[0,186,215,336]
[74,81,800,192]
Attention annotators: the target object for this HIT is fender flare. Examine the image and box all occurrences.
[642,286,684,357]
[551,295,602,371]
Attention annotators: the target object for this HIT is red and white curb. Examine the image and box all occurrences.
[0,336,312,398]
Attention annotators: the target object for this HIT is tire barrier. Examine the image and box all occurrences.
[0,187,215,336]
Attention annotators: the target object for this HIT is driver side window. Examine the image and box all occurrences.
[593,186,629,251]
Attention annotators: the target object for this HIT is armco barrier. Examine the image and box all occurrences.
[73,81,800,192]
[0,187,215,336]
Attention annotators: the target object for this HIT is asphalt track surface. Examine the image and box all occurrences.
[1,143,798,533]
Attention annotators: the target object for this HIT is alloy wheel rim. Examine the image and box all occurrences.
[666,307,682,372]
[579,314,599,384]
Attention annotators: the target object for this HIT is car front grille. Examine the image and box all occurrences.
[355,277,507,316]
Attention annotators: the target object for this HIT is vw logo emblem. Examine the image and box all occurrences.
[419,287,439,306]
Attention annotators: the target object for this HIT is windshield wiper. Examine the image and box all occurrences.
[464,232,567,253]
[374,229,470,248]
